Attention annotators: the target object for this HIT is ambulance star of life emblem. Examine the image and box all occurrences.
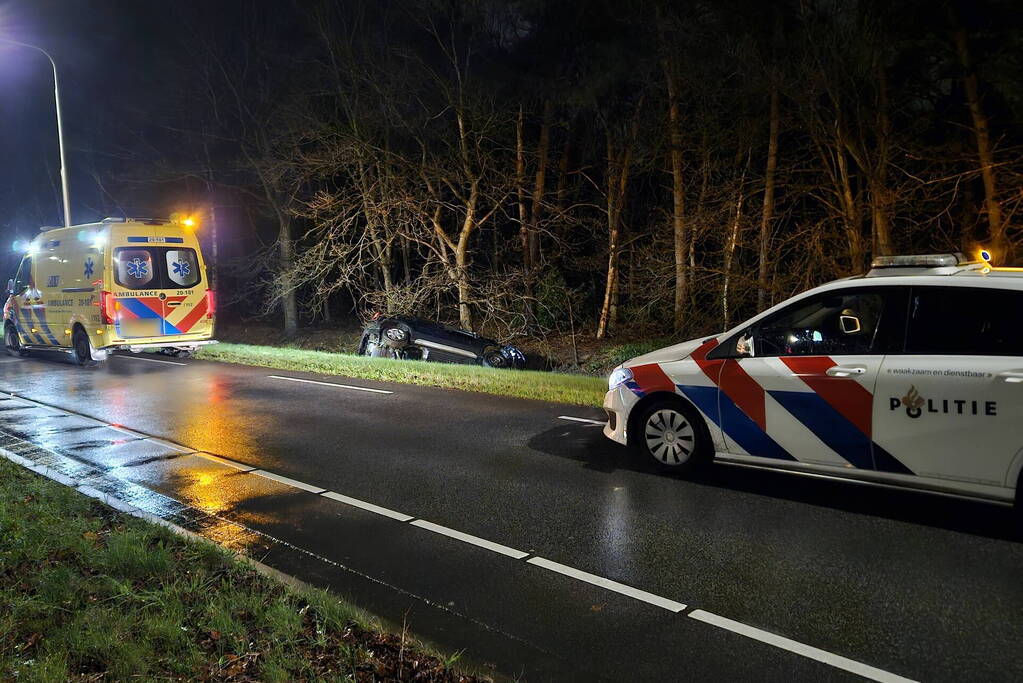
[126,258,148,279]
[84,257,94,278]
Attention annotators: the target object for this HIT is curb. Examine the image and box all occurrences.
[0,446,316,595]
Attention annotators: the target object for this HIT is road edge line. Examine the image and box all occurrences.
[321,490,414,522]
[410,519,529,559]
[526,556,686,613]
[687,609,917,683]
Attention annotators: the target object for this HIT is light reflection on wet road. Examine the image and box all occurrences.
[1,351,1022,681]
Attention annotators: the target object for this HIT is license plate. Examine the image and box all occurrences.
[120,318,161,338]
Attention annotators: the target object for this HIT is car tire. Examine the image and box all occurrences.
[4,322,27,357]
[481,346,507,368]
[633,398,710,473]
[72,328,97,367]
[380,324,410,350]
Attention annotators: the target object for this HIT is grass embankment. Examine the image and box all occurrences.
[0,458,479,681]
[195,343,607,407]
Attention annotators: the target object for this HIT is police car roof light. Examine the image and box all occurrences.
[870,253,968,269]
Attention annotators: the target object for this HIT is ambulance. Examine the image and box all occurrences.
[4,216,216,365]
[603,253,1023,508]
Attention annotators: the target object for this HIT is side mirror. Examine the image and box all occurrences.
[6,279,13,295]
[839,314,861,334]
[735,332,755,357]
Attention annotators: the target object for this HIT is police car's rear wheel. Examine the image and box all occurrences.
[72,328,96,367]
[635,399,708,473]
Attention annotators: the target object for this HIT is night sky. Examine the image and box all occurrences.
[0,0,247,275]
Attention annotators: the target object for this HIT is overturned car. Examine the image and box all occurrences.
[358,315,526,369]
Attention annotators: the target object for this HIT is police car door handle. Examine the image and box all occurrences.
[826,365,867,377]
[997,370,1023,383]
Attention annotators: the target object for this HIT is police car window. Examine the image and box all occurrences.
[754,291,889,357]
[165,250,199,288]
[906,287,1023,356]
[115,249,156,288]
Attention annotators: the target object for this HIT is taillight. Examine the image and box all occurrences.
[205,289,215,318]
[99,290,116,324]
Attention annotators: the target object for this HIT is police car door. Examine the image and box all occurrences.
[718,287,907,471]
[873,285,1023,491]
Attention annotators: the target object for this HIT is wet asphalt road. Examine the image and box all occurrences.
[1,350,1021,681]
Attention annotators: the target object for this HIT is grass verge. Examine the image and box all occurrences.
[0,457,482,681]
[195,343,607,407]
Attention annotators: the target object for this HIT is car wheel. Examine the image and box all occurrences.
[4,322,26,357]
[481,346,507,368]
[634,399,709,473]
[381,324,410,350]
[72,328,97,367]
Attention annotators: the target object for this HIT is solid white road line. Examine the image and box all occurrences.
[321,491,414,522]
[251,469,327,494]
[145,437,195,454]
[107,425,148,439]
[117,355,187,366]
[527,556,687,613]
[558,415,606,426]
[687,610,917,683]
[411,519,530,560]
[267,375,393,395]
[197,452,256,472]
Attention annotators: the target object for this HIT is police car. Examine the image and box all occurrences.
[604,253,1023,507]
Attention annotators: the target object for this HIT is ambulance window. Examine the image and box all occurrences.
[114,248,155,288]
[165,249,200,288]
[906,287,1023,356]
[754,289,897,357]
[14,256,31,292]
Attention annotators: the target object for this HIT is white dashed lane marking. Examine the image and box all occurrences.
[321,491,414,522]
[527,556,687,613]
[251,469,327,494]
[410,519,529,559]
[557,415,605,426]
[267,375,393,395]
[688,610,917,683]
[115,355,187,366]
[197,452,256,472]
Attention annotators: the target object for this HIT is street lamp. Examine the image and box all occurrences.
[0,39,71,227]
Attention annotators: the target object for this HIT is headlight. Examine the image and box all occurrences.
[608,366,633,390]
[384,327,408,341]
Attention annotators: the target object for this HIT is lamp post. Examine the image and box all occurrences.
[1,39,71,227]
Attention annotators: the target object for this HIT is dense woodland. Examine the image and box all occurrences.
[103,0,1023,343]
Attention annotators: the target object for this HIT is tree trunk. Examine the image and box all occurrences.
[834,120,864,273]
[871,63,894,257]
[278,215,298,338]
[529,101,552,265]
[597,136,620,340]
[455,185,478,331]
[723,150,751,329]
[597,103,641,339]
[455,238,473,331]
[757,87,780,311]
[664,57,688,333]
[952,27,1004,256]
[515,105,530,268]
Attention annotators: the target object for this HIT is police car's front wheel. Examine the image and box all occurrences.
[634,399,709,473]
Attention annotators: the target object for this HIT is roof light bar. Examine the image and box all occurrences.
[870,253,966,268]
